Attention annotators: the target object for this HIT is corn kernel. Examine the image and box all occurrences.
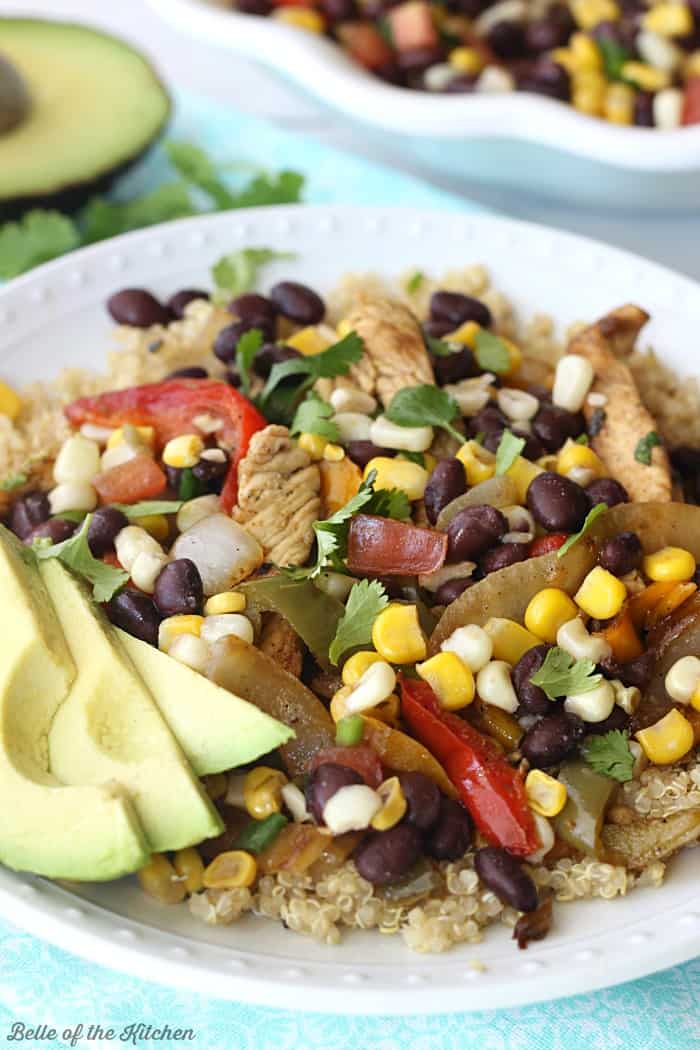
[604,81,635,124]
[447,46,484,75]
[417,651,475,710]
[372,603,427,664]
[552,46,576,73]
[445,320,481,347]
[323,442,345,462]
[137,854,186,904]
[572,0,620,30]
[574,566,627,620]
[342,649,384,686]
[456,440,495,486]
[173,847,205,894]
[158,614,204,653]
[643,546,696,584]
[525,770,568,818]
[572,70,607,115]
[636,708,694,765]
[525,588,579,644]
[691,680,700,713]
[106,425,155,450]
[363,457,429,502]
[286,325,331,355]
[135,513,170,542]
[505,455,543,504]
[298,432,328,460]
[644,2,693,38]
[243,766,288,819]
[501,338,522,377]
[162,433,204,469]
[570,31,603,71]
[685,50,700,78]
[621,60,671,92]
[556,439,607,482]
[336,319,353,339]
[203,850,257,890]
[482,617,541,665]
[0,380,21,421]
[371,776,407,831]
[204,591,246,615]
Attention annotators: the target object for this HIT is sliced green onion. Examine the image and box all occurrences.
[233,812,288,854]
[335,714,365,747]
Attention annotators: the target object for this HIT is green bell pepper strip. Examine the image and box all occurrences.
[238,575,344,668]
[554,760,617,858]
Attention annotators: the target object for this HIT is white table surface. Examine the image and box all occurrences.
[7,0,700,279]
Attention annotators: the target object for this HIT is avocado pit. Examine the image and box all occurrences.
[0,52,30,135]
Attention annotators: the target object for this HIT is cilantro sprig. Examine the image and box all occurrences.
[426,335,460,358]
[634,431,662,466]
[211,249,295,304]
[290,393,340,442]
[234,328,264,396]
[259,331,364,425]
[384,384,463,443]
[406,270,424,293]
[32,515,129,602]
[530,646,602,701]
[557,502,608,558]
[582,730,635,783]
[474,329,511,374]
[495,430,525,476]
[328,579,389,665]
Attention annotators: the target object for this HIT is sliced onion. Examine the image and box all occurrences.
[346,514,447,576]
[171,513,263,595]
[436,476,519,530]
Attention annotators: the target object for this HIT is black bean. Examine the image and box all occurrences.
[305,763,363,824]
[166,289,209,319]
[526,5,573,51]
[191,454,229,494]
[346,441,395,470]
[87,506,129,557]
[27,518,76,545]
[451,0,489,14]
[432,346,479,386]
[153,558,204,617]
[236,0,271,13]
[353,824,423,885]
[106,590,161,647]
[474,847,539,913]
[512,427,545,462]
[423,319,454,340]
[601,649,655,690]
[598,531,642,576]
[584,706,630,736]
[214,318,274,365]
[434,577,474,605]
[321,0,358,20]
[398,45,445,73]
[165,465,183,493]
[634,90,655,127]
[518,59,570,101]
[252,342,301,380]
[424,798,473,861]
[521,711,584,768]
[446,505,507,562]
[480,541,528,575]
[512,644,553,716]
[107,289,171,328]
[424,458,467,525]
[444,73,478,93]
[8,490,50,539]
[430,290,492,329]
[670,445,700,476]
[532,403,585,453]
[270,282,325,325]
[470,403,508,438]
[527,472,589,533]
[586,477,629,508]
[487,19,528,58]
[397,772,441,831]
[375,59,406,86]
[228,292,278,323]
[165,366,209,380]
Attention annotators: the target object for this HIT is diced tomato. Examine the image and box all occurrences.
[308,745,383,787]
[346,514,447,576]
[93,454,167,505]
[682,77,700,125]
[102,552,122,569]
[528,533,568,558]
[386,1,438,53]
[336,22,394,70]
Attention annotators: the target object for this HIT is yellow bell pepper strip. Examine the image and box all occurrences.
[360,715,457,798]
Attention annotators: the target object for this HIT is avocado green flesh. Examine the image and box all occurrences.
[41,560,223,854]
[0,19,170,208]
[0,528,149,880]
[117,629,295,777]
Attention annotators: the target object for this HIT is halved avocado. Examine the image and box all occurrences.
[0,19,170,219]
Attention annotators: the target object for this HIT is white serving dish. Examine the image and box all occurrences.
[0,205,698,1013]
[147,0,700,210]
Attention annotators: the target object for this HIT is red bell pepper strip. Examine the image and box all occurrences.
[682,76,700,125]
[528,533,568,558]
[400,677,539,856]
[66,379,267,513]
[346,514,448,576]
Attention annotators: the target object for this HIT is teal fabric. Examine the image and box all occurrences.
[0,91,697,1050]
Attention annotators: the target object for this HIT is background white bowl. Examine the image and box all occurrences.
[148,0,700,210]
[0,205,699,1013]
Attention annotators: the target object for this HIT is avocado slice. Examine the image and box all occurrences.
[0,527,149,880]
[41,561,223,854]
[117,629,294,777]
[0,19,170,218]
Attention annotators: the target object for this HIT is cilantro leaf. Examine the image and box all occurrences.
[290,393,340,441]
[33,516,129,602]
[529,646,602,700]
[495,430,526,476]
[165,141,237,209]
[426,335,459,358]
[261,331,364,420]
[474,329,511,374]
[80,183,195,244]
[575,434,589,445]
[406,270,424,293]
[112,500,184,519]
[366,484,411,522]
[328,579,389,665]
[557,502,608,558]
[582,730,635,783]
[0,472,28,492]
[398,450,426,468]
[228,170,304,209]
[211,247,295,303]
[0,210,80,278]
[597,37,630,81]
[235,328,263,397]
[634,431,662,466]
[384,384,463,443]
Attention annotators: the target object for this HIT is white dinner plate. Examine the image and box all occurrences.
[0,205,698,1014]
